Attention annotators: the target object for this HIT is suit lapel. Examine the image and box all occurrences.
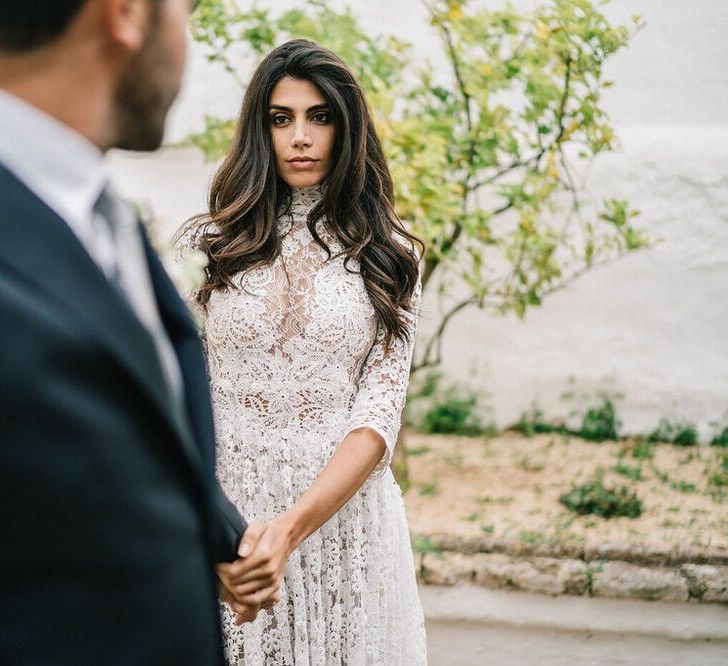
[0,165,205,477]
[141,230,218,479]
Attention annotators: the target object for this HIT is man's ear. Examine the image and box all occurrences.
[101,0,154,53]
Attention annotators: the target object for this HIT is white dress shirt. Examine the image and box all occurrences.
[0,88,183,400]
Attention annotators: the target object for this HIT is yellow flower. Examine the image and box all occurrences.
[447,1,464,21]
[535,21,550,41]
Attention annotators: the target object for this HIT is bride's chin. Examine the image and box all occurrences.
[282,173,326,189]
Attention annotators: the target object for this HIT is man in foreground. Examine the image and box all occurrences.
[0,1,279,663]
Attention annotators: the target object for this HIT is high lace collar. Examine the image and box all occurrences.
[289,184,325,220]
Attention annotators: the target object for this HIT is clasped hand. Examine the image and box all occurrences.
[216,519,293,625]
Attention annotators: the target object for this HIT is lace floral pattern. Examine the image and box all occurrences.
[178,186,426,665]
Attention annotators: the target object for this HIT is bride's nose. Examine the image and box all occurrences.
[291,121,313,148]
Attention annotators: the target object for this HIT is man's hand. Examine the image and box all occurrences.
[218,577,259,623]
[216,517,293,625]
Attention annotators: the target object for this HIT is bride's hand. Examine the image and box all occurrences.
[217,521,272,623]
[216,517,295,624]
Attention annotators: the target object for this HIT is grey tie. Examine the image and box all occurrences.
[91,187,125,289]
[92,186,184,404]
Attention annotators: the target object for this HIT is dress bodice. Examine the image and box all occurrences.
[206,185,376,385]
[178,186,421,475]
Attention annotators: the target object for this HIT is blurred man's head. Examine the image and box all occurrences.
[0,0,193,151]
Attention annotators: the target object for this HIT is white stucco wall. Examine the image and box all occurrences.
[108,0,728,438]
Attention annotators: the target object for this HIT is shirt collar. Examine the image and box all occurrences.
[0,88,107,227]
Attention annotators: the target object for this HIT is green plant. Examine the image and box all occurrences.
[614,459,642,481]
[421,395,484,435]
[674,428,698,447]
[648,462,670,484]
[518,530,543,544]
[403,372,441,428]
[559,479,642,518]
[709,471,728,488]
[709,458,728,488]
[710,427,728,448]
[578,396,620,441]
[407,372,490,436]
[631,438,655,460]
[648,418,698,447]
[407,372,442,402]
[518,455,545,472]
[408,445,432,457]
[418,481,440,497]
[670,480,697,494]
[411,535,442,555]
[481,524,495,534]
[477,495,514,505]
[585,562,604,592]
[514,408,567,437]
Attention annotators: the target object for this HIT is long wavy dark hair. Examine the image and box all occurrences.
[184,39,423,346]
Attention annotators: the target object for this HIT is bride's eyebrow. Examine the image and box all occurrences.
[268,104,331,113]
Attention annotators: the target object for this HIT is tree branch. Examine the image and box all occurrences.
[469,152,545,190]
[414,241,649,376]
[424,1,478,175]
[412,295,478,372]
[469,56,573,192]
[554,56,573,144]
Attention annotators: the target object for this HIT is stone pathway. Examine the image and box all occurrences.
[421,585,728,665]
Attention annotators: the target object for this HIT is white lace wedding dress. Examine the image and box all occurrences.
[180,186,427,665]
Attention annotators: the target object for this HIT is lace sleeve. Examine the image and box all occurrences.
[346,275,422,478]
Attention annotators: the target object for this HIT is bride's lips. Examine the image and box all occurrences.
[287,156,320,170]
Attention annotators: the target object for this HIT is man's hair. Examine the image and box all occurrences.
[0,0,88,52]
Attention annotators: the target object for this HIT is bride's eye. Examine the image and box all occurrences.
[271,114,290,127]
[311,111,331,124]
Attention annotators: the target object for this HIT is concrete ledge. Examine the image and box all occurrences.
[420,584,728,642]
[414,534,728,604]
[414,532,728,566]
[590,561,688,602]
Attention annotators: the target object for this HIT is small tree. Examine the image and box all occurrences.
[187,0,647,481]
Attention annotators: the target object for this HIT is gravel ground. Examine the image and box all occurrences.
[403,431,728,553]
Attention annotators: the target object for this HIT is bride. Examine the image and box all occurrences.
[179,39,427,664]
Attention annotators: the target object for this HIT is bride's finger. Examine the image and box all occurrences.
[235,582,281,608]
[260,597,278,610]
[229,561,280,586]
[237,522,268,559]
[217,553,271,583]
[232,577,274,597]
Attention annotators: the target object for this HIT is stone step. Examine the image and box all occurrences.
[416,550,728,604]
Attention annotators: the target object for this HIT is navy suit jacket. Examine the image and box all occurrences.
[0,164,245,665]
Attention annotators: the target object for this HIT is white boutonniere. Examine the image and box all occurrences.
[138,205,208,325]
[167,244,208,296]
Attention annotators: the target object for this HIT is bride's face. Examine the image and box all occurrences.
[268,76,335,189]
